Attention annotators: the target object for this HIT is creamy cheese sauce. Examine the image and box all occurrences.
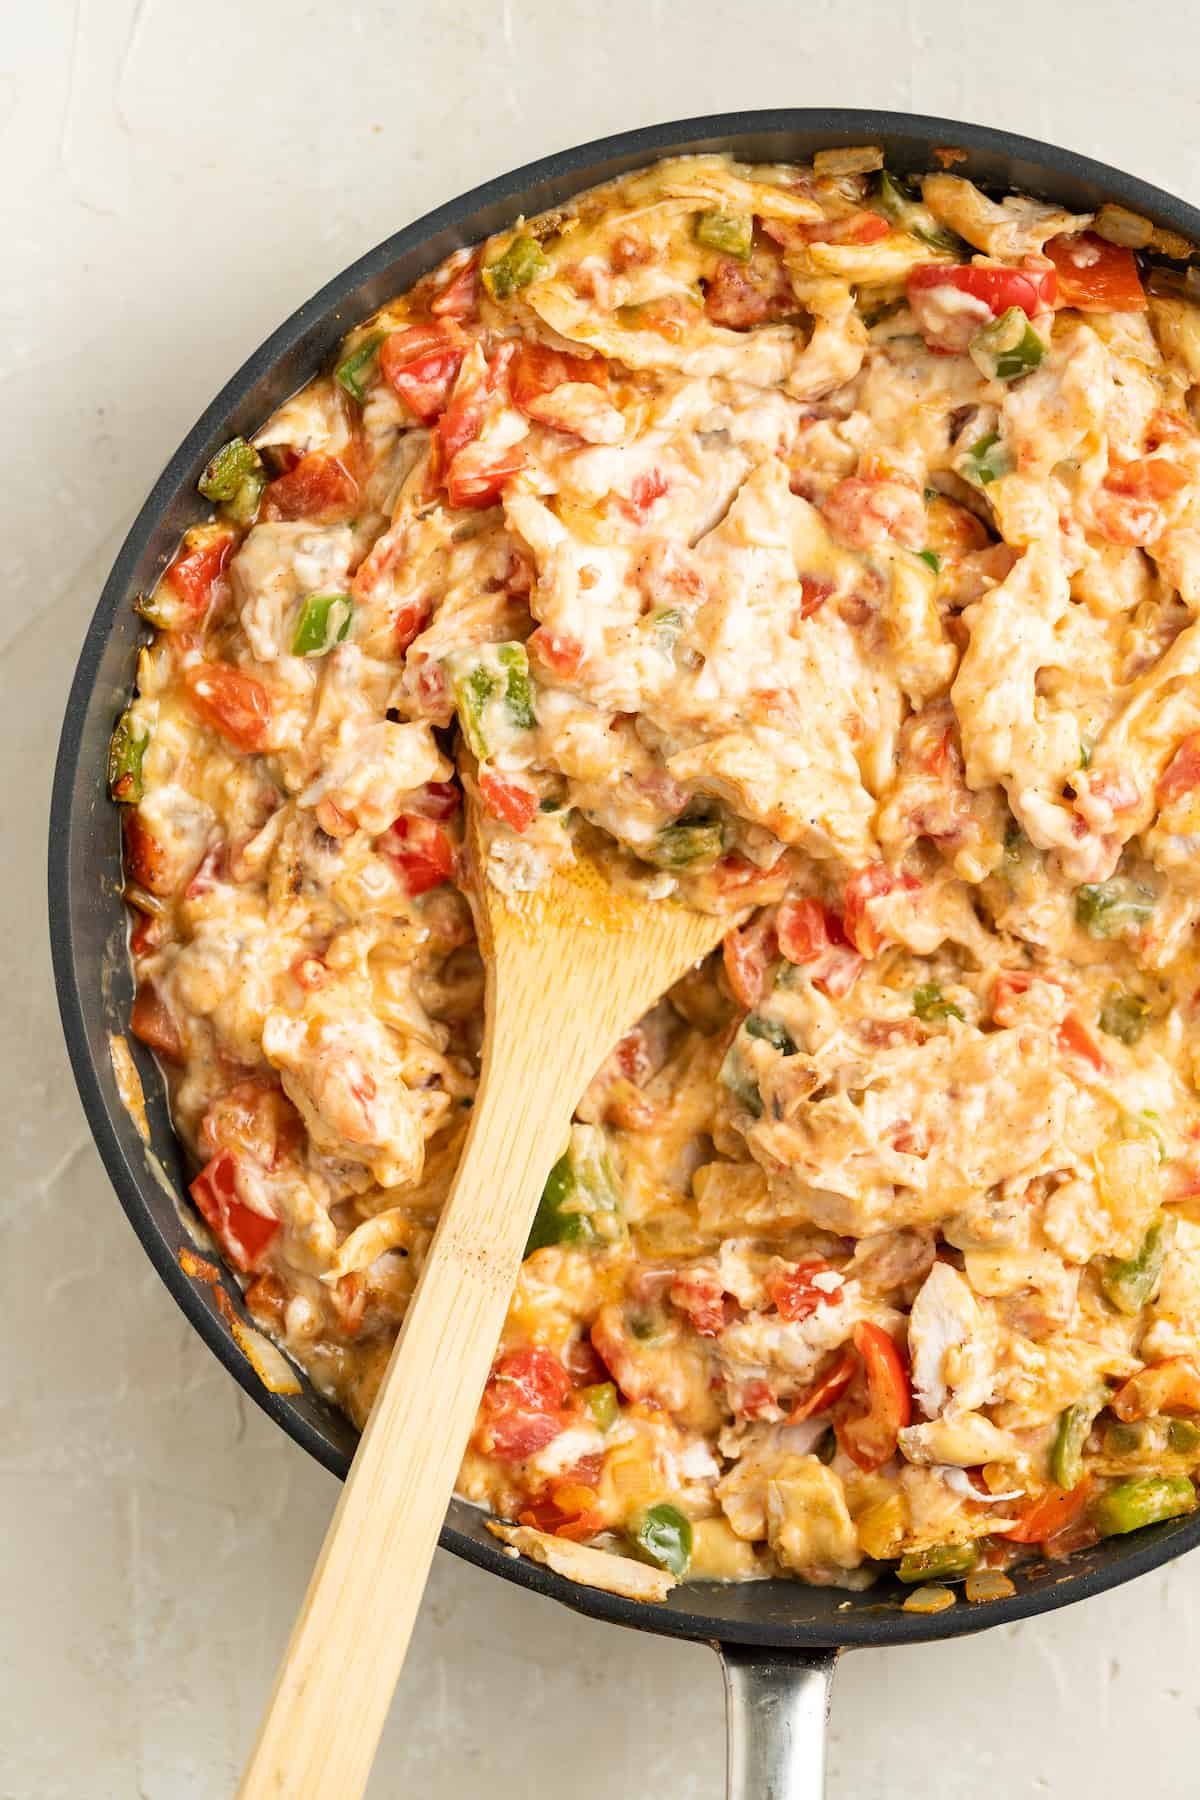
[112,152,1200,1595]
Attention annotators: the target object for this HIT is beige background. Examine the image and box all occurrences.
[11,0,1200,1792]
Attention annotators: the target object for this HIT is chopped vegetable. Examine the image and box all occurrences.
[478,770,537,833]
[479,1347,570,1460]
[917,549,941,572]
[897,1542,978,1584]
[873,170,961,251]
[183,663,272,753]
[744,1013,797,1056]
[1002,1481,1092,1545]
[968,307,1047,381]
[525,1124,623,1254]
[1099,988,1149,1044]
[1075,878,1155,939]
[694,210,754,261]
[646,821,725,868]
[908,260,1057,323]
[482,234,550,299]
[1046,232,1146,312]
[837,1321,912,1471]
[902,1584,955,1614]
[719,1040,763,1119]
[198,436,267,526]
[1100,1217,1171,1317]
[335,331,386,401]
[912,982,963,1023]
[190,1150,279,1272]
[650,606,684,652]
[1052,1393,1105,1490]
[1090,1474,1196,1537]
[964,1571,1016,1603]
[580,1382,619,1431]
[291,592,353,658]
[1112,1359,1200,1421]
[959,430,1010,486]
[108,709,150,803]
[446,643,537,760]
[630,1503,693,1578]
[1103,1417,1200,1461]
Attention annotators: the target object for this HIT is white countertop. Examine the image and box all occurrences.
[9,1,1200,1791]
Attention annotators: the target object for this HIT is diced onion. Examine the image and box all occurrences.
[1094,204,1153,249]
[814,145,884,177]
[965,1570,1017,1603]
[228,1315,303,1395]
[902,1583,956,1614]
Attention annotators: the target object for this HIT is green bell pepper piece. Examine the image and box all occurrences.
[108,708,150,803]
[482,234,549,300]
[447,644,537,759]
[1091,1474,1196,1537]
[1103,1418,1200,1461]
[630,1504,693,1578]
[335,331,386,402]
[1170,1419,1200,1455]
[291,592,354,658]
[580,1382,619,1432]
[524,1124,622,1255]
[1100,990,1152,1049]
[744,1013,797,1056]
[873,171,962,253]
[197,436,266,527]
[1075,878,1156,939]
[917,549,941,573]
[968,307,1047,381]
[912,982,964,1023]
[649,606,683,653]
[897,1542,979,1584]
[694,209,753,261]
[1099,1216,1170,1317]
[646,821,725,868]
[959,430,1010,487]
[719,1041,763,1119]
[1052,1394,1105,1490]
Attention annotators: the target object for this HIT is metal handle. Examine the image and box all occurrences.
[718,1644,838,1800]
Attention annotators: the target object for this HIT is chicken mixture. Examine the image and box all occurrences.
[110,148,1200,1604]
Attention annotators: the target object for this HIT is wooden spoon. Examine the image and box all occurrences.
[238,791,738,1799]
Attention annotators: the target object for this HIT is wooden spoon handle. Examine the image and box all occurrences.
[237,1015,588,1800]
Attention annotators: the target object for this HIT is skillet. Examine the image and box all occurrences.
[48,108,1200,1794]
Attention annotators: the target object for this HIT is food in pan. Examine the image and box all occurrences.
[110,146,1200,1598]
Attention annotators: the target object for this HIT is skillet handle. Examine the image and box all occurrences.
[718,1644,838,1799]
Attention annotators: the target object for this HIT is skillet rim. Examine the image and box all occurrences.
[48,105,1200,1651]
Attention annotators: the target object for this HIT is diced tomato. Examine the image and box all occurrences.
[331,1271,367,1337]
[1046,232,1146,312]
[736,1376,780,1421]
[519,1457,606,1538]
[1159,735,1200,805]
[388,598,430,655]
[704,243,796,329]
[776,897,864,998]
[822,475,926,552]
[445,445,525,510]
[715,851,783,895]
[261,451,358,523]
[792,210,891,246]
[408,780,461,821]
[128,910,164,957]
[836,1321,912,1472]
[478,770,537,833]
[164,532,233,617]
[789,1345,858,1423]
[430,255,481,321]
[382,814,454,896]
[291,954,326,991]
[200,1078,302,1169]
[794,576,833,624]
[1111,1357,1200,1421]
[620,468,669,522]
[183,662,272,753]
[189,1149,280,1273]
[1000,1480,1093,1545]
[184,844,226,899]
[243,1271,287,1326]
[722,917,777,1009]
[528,626,585,679]
[380,323,466,423]
[766,1260,838,1323]
[1107,457,1189,501]
[1057,1014,1108,1074]
[123,810,174,896]
[511,342,607,418]
[479,1347,571,1461]
[669,1266,728,1338]
[130,981,184,1062]
[842,864,920,958]
[907,260,1058,318]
